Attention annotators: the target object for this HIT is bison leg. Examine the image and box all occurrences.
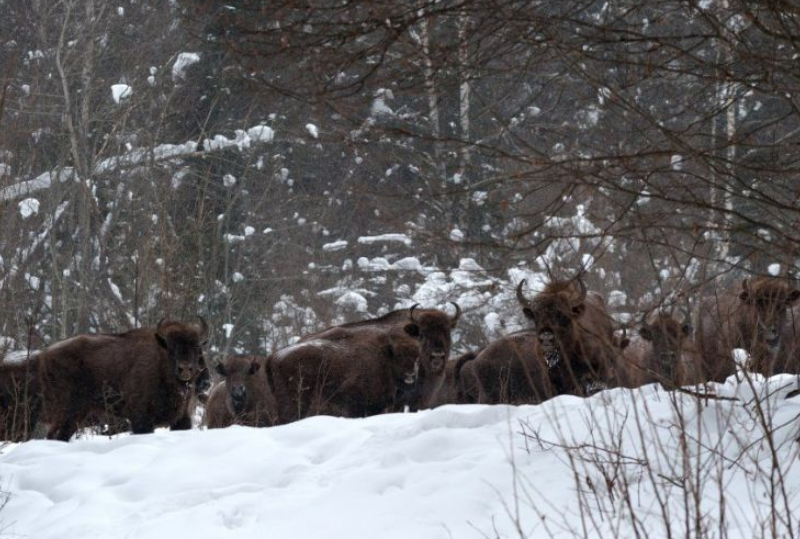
[170,413,192,431]
[129,416,155,435]
[47,416,78,442]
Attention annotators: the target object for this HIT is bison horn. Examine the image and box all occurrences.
[409,304,421,323]
[516,279,529,306]
[197,315,209,338]
[449,302,462,324]
[156,317,167,332]
[571,277,587,307]
[741,278,750,294]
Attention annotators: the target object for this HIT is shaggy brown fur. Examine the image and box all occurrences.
[0,355,42,441]
[618,313,701,388]
[269,330,418,422]
[204,355,277,428]
[468,279,618,404]
[297,305,461,411]
[454,351,481,403]
[696,277,800,379]
[429,351,478,406]
[38,319,208,441]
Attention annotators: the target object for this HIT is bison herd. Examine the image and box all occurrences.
[1,275,799,442]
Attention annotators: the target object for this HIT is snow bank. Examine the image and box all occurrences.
[2,377,798,539]
[172,52,200,80]
[110,84,132,103]
[357,234,412,246]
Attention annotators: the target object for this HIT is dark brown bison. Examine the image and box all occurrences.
[696,277,800,379]
[429,350,479,406]
[618,311,701,388]
[204,355,277,428]
[270,304,460,421]
[779,304,800,374]
[469,278,618,404]
[0,353,42,441]
[302,304,460,410]
[38,318,208,441]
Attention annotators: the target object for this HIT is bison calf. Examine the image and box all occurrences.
[38,318,208,441]
[204,355,277,428]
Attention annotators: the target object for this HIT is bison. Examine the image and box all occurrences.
[429,350,479,407]
[468,278,618,404]
[618,310,701,388]
[270,304,460,421]
[696,277,800,379]
[38,318,208,441]
[204,355,277,428]
[0,353,42,441]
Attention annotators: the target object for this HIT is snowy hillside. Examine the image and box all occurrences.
[2,376,799,539]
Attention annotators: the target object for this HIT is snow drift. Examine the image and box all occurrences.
[1,375,799,539]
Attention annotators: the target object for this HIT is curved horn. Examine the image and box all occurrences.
[409,304,421,323]
[449,302,462,324]
[741,278,750,294]
[156,317,167,332]
[197,315,209,338]
[516,279,529,306]
[570,277,587,307]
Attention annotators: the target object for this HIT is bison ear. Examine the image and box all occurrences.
[214,362,226,376]
[249,361,261,375]
[639,325,653,341]
[787,289,800,305]
[155,333,168,349]
[682,323,694,338]
[404,323,420,338]
[571,303,585,317]
[522,307,535,322]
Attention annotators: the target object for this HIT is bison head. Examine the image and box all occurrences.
[215,356,261,415]
[155,316,208,383]
[738,277,800,352]
[404,303,460,374]
[639,311,693,372]
[517,278,588,369]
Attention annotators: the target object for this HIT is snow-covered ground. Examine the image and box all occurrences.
[2,376,799,539]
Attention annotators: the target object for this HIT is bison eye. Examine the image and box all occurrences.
[557,312,572,327]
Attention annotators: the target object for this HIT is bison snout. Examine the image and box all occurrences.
[538,331,555,348]
[176,364,195,382]
[430,351,446,372]
[231,386,247,413]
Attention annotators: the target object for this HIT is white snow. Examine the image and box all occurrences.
[172,52,200,80]
[305,123,319,139]
[334,291,368,313]
[449,228,464,242]
[2,377,799,539]
[322,240,349,252]
[244,226,255,237]
[768,263,781,276]
[357,234,412,246]
[18,197,39,219]
[607,289,627,308]
[223,174,237,188]
[222,323,234,339]
[110,84,132,103]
